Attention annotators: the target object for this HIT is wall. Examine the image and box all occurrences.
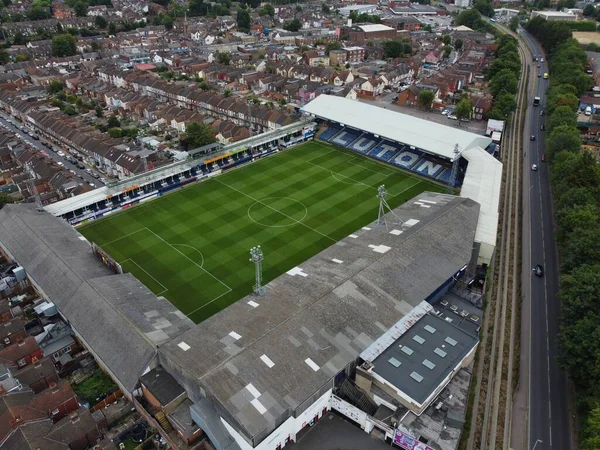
[220,388,333,450]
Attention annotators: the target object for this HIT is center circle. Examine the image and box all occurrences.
[248,197,308,228]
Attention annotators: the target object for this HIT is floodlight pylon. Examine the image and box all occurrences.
[249,246,265,296]
[376,185,402,230]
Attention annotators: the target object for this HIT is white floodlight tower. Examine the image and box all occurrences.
[376,185,402,230]
[448,143,461,190]
[249,246,265,296]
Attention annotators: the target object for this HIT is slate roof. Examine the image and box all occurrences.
[0,204,195,395]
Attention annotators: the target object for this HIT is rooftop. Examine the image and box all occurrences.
[357,24,395,33]
[301,95,492,161]
[371,313,478,405]
[0,204,195,394]
[159,192,480,444]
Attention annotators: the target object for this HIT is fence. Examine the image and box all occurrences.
[91,389,124,412]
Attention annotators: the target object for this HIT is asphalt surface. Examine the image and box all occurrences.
[518,28,573,450]
[0,115,106,188]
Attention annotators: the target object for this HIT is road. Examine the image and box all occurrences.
[516,28,573,450]
[0,115,106,188]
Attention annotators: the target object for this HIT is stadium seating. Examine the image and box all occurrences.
[328,128,361,147]
[389,147,424,169]
[369,141,403,162]
[348,134,379,154]
[318,125,342,142]
[412,155,448,179]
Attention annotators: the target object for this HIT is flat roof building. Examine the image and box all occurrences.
[530,10,578,21]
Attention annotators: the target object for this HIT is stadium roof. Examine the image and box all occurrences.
[301,95,493,161]
[159,192,480,445]
[460,147,502,259]
[0,204,194,394]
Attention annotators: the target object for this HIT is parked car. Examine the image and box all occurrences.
[448,114,458,120]
[77,163,85,169]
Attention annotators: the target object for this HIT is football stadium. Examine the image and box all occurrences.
[0,95,502,450]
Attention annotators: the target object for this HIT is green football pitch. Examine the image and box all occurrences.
[79,142,445,323]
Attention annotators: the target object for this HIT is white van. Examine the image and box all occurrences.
[585,106,592,116]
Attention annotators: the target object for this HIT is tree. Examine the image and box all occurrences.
[198,81,211,90]
[441,34,451,45]
[73,0,87,17]
[283,18,302,32]
[47,79,64,94]
[418,89,435,110]
[455,98,473,121]
[546,125,581,159]
[163,15,174,30]
[509,15,519,32]
[108,22,116,35]
[383,40,411,58]
[183,122,216,149]
[27,6,50,20]
[237,8,251,33]
[107,114,120,129]
[51,34,77,57]
[224,89,232,97]
[295,4,301,11]
[95,15,107,29]
[443,45,452,58]
[454,38,463,51]
[12,32,25,45]
[489,69,518,97]
[0,50,9,64]
[0,194,15,210]
[581,405,600,450]
[583,4,596,17]
[489,93,516,118]
[95,106,103,117]
[321,3,330,13]
[259,3,274,17]
[217,51,231,65]
[456,8,484,29]
[473,0,494,17]
[548,105,577,131]
[557,203,599,245]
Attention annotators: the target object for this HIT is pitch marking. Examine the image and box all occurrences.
[120,258,168,296]
[172,243,205,268]
[247,197,309,228]
[215,179,336,243]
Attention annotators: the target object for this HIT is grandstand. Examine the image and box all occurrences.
[303,95,501,265]
[304,95,492,187]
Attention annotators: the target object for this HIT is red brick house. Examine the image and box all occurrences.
[13,357,58,394]
[0,318,27,348]
[0,337,43,369]
[28,381,79,423]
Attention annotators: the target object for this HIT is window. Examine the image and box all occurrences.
[17,358,26,367]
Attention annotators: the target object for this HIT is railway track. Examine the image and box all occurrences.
[466,32,529,450]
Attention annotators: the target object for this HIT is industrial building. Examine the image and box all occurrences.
[530,10,579,21]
